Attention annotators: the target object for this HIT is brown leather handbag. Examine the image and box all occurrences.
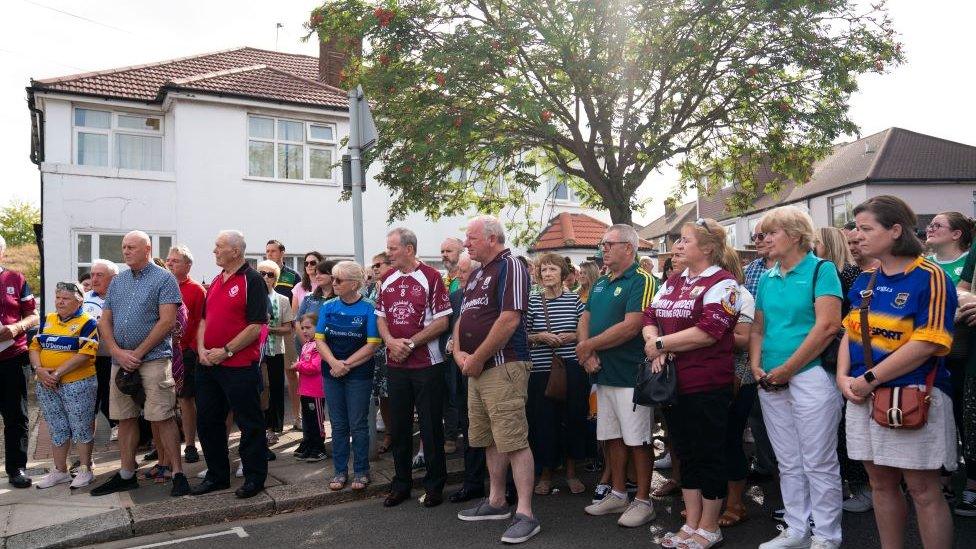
[858,270,935,430]
[541,295,567,402]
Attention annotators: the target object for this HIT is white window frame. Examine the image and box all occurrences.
[246,114,338,185]
[72,107,164,171]
[723,222,737,248]
[548,173,580,205]
[828,192,853,228]
[74,230,175,280]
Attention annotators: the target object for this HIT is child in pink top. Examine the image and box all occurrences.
[289,314,327,461]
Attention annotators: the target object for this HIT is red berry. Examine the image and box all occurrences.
[541,110,552,123]
[454,116,463,128]
[435,73,446,86]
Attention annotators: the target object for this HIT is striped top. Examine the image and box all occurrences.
[525,291,583,371]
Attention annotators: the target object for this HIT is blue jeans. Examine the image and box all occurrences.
[323,374,373,476]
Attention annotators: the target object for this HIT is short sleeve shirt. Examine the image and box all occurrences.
[844,257,956,393]
[30,309,98,383]
[959,241,976,286]
[316,296,381,379]
[927,252,969,286]
[274,265,301,300]
[83,290,110,357]
[104,262,182,361]
[375,262,452,369]
[755,251,842,374]
[457,249,531,368]
[265,292,295,356]
[0,267,36,360]
[585,263,657,387]
[202,263,269,367]
[178,277,206,352]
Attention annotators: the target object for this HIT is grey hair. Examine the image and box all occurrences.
[218,230,246,253]
[458,251,480,269]
[0,234,5,252]
[471,215,506,244]
[387,227,418,253]
[443,237,463,247]
[90,258,120,275]
[607,223,639,250]
[168,244,194,265]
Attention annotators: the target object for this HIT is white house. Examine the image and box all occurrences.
[27,46,607,305]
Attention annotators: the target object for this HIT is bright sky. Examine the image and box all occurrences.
[2,0,973,225]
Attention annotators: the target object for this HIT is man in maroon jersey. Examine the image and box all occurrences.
[376,227,452,508]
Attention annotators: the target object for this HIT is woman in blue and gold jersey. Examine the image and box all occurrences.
[28,282,99,490]
[839,195,957,549]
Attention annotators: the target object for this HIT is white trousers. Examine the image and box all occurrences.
[759,366,843,544]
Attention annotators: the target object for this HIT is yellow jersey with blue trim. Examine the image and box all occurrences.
[843,257,956,393]
[29,309,99,383]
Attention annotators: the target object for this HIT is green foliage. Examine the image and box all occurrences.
[308,0,902,225]
[0,199,40,247]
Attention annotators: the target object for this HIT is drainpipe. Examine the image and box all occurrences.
[27,87,45,315]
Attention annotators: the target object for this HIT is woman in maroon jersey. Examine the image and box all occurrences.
[642,219,742,549]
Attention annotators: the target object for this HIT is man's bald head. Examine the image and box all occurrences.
[121,230,152,269]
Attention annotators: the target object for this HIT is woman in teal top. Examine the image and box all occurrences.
[749,205,845,549]
[925,211,973,285]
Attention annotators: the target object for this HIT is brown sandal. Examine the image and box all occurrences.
[652,479,680,499]
[534,479,552,495]
[718,505,748,527]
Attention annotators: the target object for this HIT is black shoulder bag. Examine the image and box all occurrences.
[813,259,842,374]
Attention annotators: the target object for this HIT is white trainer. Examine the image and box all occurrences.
[654,453,672,469]
[70,467,94,489]
[35,469,72,489]
[758,529,812,549]
[617,500,656,527]
[235,463,244,478]
[810,536,840,549]
[196,468,208,479]
[584,492,629,515]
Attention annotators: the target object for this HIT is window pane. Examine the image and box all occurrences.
[158,236,172,255]
[309,124,334,141]
[98,234,124,263]
[278,143,303,180]
[74,108,110,129]
[77,234,92,263]
[117,114,161,131]
[116,134,163,170]
[310,148,333,180]
[248,141,274,177]
[278,120,304,142]
[77,132,108,166]
[248,116,274,139]
[554,182,569,200]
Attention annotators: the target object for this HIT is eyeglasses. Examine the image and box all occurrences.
[751,232,766,242]
[258,271,277,279]
[304,260,319,266]
[926,222,947,232]
[56,281,83,297]
[598,241,628,250]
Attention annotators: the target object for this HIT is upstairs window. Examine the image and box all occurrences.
[247,115,337,183]
[74,108,163,171]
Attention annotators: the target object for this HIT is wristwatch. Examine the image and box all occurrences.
[223,345,235,358]
[863,370,877,385]
[407,340,416,351]
[655,337,665,351]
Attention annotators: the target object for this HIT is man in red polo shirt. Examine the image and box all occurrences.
[165,245,206,464]
[190,230,268,499]
[0,235,39,489]
[376,227,452,508]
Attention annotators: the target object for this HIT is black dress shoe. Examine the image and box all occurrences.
[421,491,443,508]
[190,479,230,496]
[266,449,277,461]
[449,487,485,503]
[90,472,138,496]
[7,469,31,489]
[184,446,200,464]
[383,491,410,507]
[171,473,191,497]
[143,448,158,461]
[235,481,263,499]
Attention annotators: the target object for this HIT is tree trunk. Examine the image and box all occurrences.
[607,200,633,226]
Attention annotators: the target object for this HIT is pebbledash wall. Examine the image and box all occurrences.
[36,91,607,305]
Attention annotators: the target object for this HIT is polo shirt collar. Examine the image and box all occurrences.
[130,262,157,278]
[680,265,721,281]
[484,248,512,268]
[769,251,816,278]
[609,262,639,281]
[56,307,84,323]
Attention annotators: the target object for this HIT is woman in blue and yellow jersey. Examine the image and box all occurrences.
[839,195,957,549]
[28,282,99,490]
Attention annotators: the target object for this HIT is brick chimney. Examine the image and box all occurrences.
[319,35,361,89]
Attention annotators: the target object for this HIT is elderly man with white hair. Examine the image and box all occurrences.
[90,231,188,497]
[82,259,120,441]
[0,234,40,489]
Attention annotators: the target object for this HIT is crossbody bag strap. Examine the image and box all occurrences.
[540,292,558,360]
[858,269,880,370]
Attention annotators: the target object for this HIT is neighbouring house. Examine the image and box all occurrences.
[696,128,976,249]
[528,212,654,266]
[638,198,697,254]
[26,45,608,306]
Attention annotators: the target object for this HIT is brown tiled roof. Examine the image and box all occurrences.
[696,128,976,221]
[30,47,347,109]
[638,201,697,240]
[530,212,653,252]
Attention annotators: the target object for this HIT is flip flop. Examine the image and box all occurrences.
[566,477,586,494]
[718,505,748,527]
[534,479,552,495]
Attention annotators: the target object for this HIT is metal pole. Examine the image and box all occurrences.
[348,88,365,265]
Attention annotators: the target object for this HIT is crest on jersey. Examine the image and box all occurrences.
[481,276,492,290]
[893,292,910,308]
[689,286,705,298]
[613,287,622,297]
[229,285,240,297]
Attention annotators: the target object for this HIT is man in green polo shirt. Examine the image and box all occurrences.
[576,224,657,527]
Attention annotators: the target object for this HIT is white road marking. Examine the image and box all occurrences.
[0,489,10,496]
[127,526,248,548]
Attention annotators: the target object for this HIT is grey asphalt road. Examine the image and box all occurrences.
[98,477,975,549]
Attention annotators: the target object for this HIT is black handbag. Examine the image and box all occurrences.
[633,354,677,409]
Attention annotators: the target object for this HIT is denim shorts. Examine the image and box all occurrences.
[36,375,98,446]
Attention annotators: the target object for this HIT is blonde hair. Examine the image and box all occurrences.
[682,218,731,267]
[720,247,745,283]
[256,260,280,281]
[332,260,366,290]
[815,227,854,270]
[758,206,816,251]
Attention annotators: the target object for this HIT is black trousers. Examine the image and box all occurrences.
[665,388,731,500]
[725,383,756,482]
[1,353,30,475]
[526,359,590,472]
[387,363,447,495]
[196,363,268,486]
[457,364,487,490]
[299,396,325,453]
[443,358,460,439]
[94,356,117,428]
[264,354,285,433]
[748,389,777,474]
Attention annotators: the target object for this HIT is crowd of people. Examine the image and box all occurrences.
[2,194,976,547]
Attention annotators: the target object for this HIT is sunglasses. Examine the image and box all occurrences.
[56,281,84,297]
[695,218,708,227]
[304,260,319,266]
[258,271,277,279]
[371,262,389,269]
[751,232,766,242]
[332,278,347,285]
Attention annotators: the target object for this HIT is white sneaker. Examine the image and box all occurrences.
[235,463,244,478]
[842,486,873,513]
[70,467,94,489]
[584,492,629,515]
[654,452,672,469]
[196,468,208,479]
[810,537,840,549]
[35,469,72,489]
[110,426,119,441]
[376,410,385,432]
[758,529,812,549]
[617,500,656,527]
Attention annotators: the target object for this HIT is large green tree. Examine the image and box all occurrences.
[310,0,901,227]
[0,199,39,247]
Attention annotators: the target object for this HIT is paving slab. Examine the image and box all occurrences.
[5,508,131,549]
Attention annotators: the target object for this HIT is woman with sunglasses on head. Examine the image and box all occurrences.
[297,260,338,319]
[256,260,295,445]
[751,206,845,549]
[840,196,957,549]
